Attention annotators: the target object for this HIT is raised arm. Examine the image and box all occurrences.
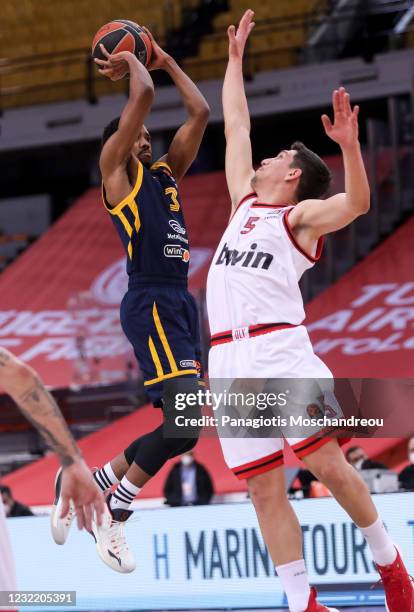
[223,10,256,208]
[144,30,210,183]
[96,46,154,182]
[289,87,370,239]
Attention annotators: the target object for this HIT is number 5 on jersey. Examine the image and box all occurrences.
[241,216,260,234]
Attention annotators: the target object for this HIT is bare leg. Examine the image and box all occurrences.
[302,440,378,527]
[109,453,130,480]
[105,453,152,487]
[247,467,303,565]
[123,461,152,488]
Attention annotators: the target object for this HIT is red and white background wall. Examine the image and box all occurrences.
[1,173,413,387]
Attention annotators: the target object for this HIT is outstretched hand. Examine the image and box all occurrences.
[228,9,255,60]
[59,459,105,532]
[322,87,360,150]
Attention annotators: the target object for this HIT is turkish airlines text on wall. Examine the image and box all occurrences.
[307,217,414,377]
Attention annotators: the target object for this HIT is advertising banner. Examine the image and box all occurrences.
[9,493,414,609]
[306,217,414,377]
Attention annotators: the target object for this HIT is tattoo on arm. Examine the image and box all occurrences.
[17,380,81,468]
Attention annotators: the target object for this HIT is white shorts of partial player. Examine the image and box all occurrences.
[0,498,17,611]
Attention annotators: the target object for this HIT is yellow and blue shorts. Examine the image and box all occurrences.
[120,282,202,406]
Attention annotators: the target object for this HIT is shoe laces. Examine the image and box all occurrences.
[372,568,414,594]
[108,520,129,557]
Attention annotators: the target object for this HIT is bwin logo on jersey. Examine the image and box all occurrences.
[169,219,186,235]
[215,242,273,269]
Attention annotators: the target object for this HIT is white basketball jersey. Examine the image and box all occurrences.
[206,194,323,335]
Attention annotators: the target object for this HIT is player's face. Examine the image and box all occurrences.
[253,149,300,186]
[134,126,152,164]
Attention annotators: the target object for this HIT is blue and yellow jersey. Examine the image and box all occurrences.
[103,160,190,284]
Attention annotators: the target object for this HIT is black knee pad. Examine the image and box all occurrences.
[123,378,203,474]
[162,377,203,441]
[179,437,198,453]
[124,426,198,475]
[163,434,198,460]
[131,426,168,475]
[124,437,142,466]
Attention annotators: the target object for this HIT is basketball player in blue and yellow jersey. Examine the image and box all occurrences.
[51,32,210,571]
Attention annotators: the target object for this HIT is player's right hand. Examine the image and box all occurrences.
[228,9,255,61]
[94,44,133,81]
[141,27,170,71]
[59,458,105,532]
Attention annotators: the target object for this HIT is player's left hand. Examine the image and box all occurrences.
[322,87,360,150]
[142,28,170,71]
[94,44,131,81]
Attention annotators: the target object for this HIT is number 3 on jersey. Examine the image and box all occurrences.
[165,187,180,212]
[241,216,260,234]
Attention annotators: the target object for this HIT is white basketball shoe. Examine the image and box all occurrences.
[91,493,136,573]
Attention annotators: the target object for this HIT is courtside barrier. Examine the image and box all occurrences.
[8,492,414,609]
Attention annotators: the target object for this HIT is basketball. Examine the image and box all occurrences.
[92,20,152,67]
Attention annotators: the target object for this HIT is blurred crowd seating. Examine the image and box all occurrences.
[0,0,193,108]
[183,0,328,81]
[2,0,180,56]
[1,0,413,108]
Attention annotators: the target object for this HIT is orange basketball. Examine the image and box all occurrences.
[92,20,152,67]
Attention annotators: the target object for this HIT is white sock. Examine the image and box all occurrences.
[110,477,141,511]
[276,559,311,612]
[93,462,119,492]
[359,517,397,566]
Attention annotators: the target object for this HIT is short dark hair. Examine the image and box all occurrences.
[102,117,120,147]
[0,485,11,497]
[290,141,332,202]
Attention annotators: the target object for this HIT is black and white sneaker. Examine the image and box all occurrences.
[91,494,136,573]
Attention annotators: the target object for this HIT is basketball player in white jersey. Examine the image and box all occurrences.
[0,347,104,603]
[206,10,414,612]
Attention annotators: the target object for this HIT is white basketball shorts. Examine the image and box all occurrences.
[209,325,349,480]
